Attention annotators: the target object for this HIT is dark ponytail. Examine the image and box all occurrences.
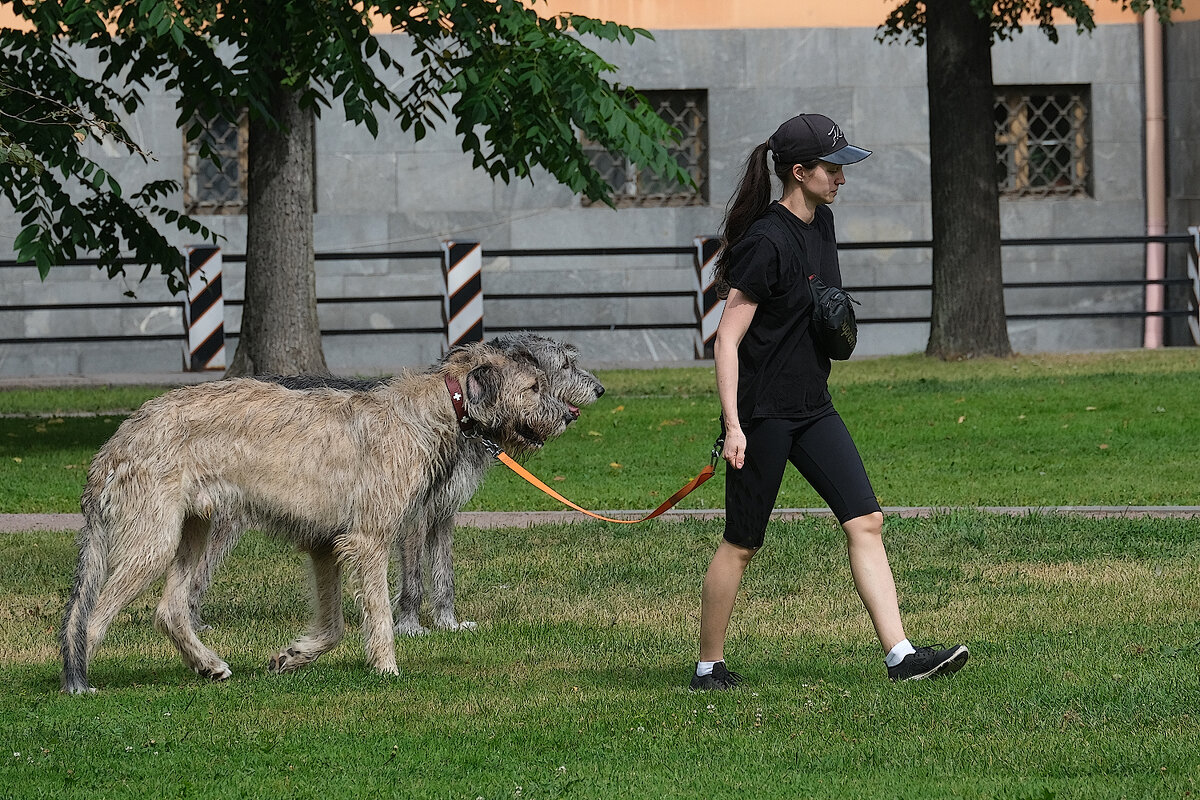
[712,143,807,299]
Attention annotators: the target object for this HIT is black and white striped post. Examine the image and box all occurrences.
[693,236,724,359]
[1188,225,1200,345]
[182,245,225,371]
[441,240,483,352]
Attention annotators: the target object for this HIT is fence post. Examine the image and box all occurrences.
[693,236,724,359]
[182,245,225,371]
[441,240,483,352]
[1188,226,1199,346]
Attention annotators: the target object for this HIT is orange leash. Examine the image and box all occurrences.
[491,446,717,524]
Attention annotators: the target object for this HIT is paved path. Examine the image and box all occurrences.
[4,506,1198,533]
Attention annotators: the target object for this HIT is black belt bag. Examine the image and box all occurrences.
[807,273,860,360]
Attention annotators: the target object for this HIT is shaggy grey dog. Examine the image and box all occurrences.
[60,342,577,693]
[186,333,604,636]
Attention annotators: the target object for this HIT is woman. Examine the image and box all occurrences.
[690,113,968,689]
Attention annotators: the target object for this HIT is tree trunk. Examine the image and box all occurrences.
[923,0,1013,359]
[227,83,328,377]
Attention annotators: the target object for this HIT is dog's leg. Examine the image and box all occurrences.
[428,514,475,631]
[155,515,232,681]
[83,511,183,673]
[188,509,246,632]
[352,536,400,676]
[269,544,345,673]
[392,515,428,636]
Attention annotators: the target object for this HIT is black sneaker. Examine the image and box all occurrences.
[689,661,744,691]
[888,644,969,682]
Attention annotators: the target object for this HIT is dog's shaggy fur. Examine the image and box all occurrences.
[394,333,604,634]
[59,343,577,694]
[186,333,604,636]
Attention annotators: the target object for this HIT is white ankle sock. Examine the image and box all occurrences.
[696,660,720,677]
[885,639,916,667]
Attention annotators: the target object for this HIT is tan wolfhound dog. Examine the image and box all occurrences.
[186,333,605,636]
[60,342,577,694]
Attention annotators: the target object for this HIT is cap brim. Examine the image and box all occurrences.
[820,144,872,165]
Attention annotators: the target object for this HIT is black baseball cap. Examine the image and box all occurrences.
[767,113,871,165]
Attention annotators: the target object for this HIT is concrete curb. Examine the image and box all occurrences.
[4,506,1198,533]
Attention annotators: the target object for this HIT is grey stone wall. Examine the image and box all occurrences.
[1165,19,1200,346]
[1,22,1194,377]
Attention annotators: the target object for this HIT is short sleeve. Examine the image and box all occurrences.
[725,235,782,304]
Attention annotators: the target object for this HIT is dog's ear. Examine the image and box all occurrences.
[441,341,481,369]
[464,363,500,409]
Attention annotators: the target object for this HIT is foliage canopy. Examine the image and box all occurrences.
[0,0,691,291]
[878,0,1185,44]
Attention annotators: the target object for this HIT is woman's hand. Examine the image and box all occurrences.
[722,428,747,470]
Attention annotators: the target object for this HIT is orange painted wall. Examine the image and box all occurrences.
[1,8,28,29]
[539,0,1200,28]
[3,2,1196,33]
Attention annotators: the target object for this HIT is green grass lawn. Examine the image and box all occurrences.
[2,351,1198,798]
[4,350,1195,513]
[2,514,1198,799]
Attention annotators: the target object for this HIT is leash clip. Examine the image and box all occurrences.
[480,436,503,459]
[711,435,725,469]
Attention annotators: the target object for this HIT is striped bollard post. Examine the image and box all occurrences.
[1188,225,1200,345]
[693,236,724,359]
[182,245,225,371]
[441,240,483,352]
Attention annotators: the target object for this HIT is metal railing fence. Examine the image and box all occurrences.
[1,234,1195,355]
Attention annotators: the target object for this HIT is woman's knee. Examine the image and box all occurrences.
[842,511,884,539]
[717,538,759,566]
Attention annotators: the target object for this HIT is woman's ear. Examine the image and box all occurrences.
[792,164,805,183]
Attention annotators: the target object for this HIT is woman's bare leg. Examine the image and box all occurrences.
[698,540,758,663]
[842,511,906,653]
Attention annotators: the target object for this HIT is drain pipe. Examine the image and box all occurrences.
[1143,10,1167,348]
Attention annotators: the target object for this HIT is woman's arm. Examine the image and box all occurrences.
[714,288,758,470]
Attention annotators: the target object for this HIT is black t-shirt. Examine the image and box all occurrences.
[725,202,841,421]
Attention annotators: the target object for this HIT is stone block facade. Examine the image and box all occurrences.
[1,21,1196,376]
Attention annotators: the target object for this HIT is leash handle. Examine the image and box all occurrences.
[493,450,715,524]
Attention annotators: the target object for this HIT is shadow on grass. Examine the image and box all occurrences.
[0,417,120,458]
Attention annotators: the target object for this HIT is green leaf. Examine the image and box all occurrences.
[12,225,38,251]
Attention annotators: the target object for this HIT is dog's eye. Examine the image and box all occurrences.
[527,382,539,394]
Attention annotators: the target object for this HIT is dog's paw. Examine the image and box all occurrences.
[433,618,477,632]
[197,661,232,681]
[62,683,97,696]
[269,648,306,674]
[393,621,429,637]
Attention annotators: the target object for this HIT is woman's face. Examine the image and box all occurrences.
[796,161,846,205]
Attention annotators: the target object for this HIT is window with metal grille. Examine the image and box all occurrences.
[994,86,1091,198]
[183,111,248,215]
[582,89,708,207]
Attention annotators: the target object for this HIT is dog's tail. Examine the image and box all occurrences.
[59,490,109,695]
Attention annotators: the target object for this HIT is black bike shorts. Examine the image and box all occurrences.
[724,410,882,549]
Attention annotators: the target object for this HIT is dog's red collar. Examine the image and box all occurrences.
[444,375,477,434]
